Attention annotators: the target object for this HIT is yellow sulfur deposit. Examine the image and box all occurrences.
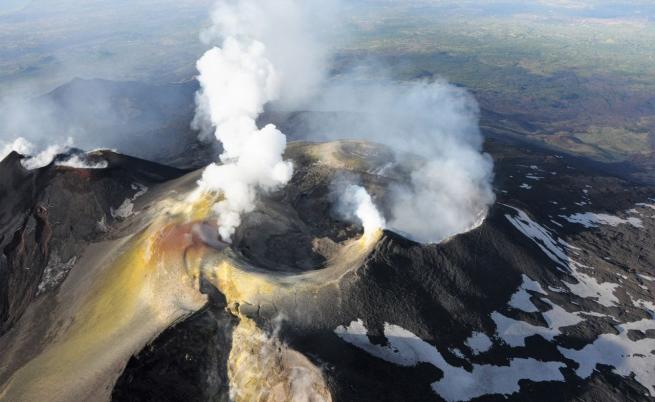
[0,192,220,402]
[0,180,382,402]
[201,229,382,402]
[227,317,333,402]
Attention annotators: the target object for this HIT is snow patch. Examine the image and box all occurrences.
[631,297,655,316]
[37,254,77,295]
[550,219,563,228]
[493,297,583,348]
[110,183,149,219]
[559,319,655,396]
[465,332,493,355]
[336,320,564,402]
[493,312,558,347]
[563,271,619,308]
[111,199,135,219]
[504,205,619,307]
[541,298,584,329]
[560,212,643,229]
[509,275,546,313]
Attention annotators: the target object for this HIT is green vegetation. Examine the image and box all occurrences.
[1,0,653,162]
[342,2,655,161]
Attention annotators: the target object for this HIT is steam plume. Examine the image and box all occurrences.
[193,0,343,241]
[339,184,386,239]
[0,136,107,169]
[194,0,334,241]
[1,137,35,161]
[306,78,495,243]
[194,40,292,241]
[194,0,494,244]
[200,0,336,110]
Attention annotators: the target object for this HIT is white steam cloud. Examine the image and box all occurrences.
[200,0,337,109]
[306,78,495,243]
[192,0,339,140]
[193,0,327,241]
[0,136,107,170]
[339,184,386,238]
[194,40,292,241]
[194,0,494,244]
[1,137,35,161]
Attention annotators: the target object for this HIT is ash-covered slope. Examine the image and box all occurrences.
[0,150,185,335]
[0,149,218,402]
[0,140,654,402]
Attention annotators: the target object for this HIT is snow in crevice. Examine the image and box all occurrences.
[492,311,561,348]
[368,162,394,176]
[130,183,149,199]
[503,205,619,307]
[629,294,655,317]
[335,320,564,402]
[508,274,546,313]
[550,219,563,228]
[635,202,655,211]
[37,254,77,295]
[97,215,110,233]
[560,212,643,229]
[110,183,149,219]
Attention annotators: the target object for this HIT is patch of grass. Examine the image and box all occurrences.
[342,4,655,161]
[573,126,652,156]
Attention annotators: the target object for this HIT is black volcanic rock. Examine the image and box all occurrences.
[0,151,186,335]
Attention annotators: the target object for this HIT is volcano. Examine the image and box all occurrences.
[0,138,653,402]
